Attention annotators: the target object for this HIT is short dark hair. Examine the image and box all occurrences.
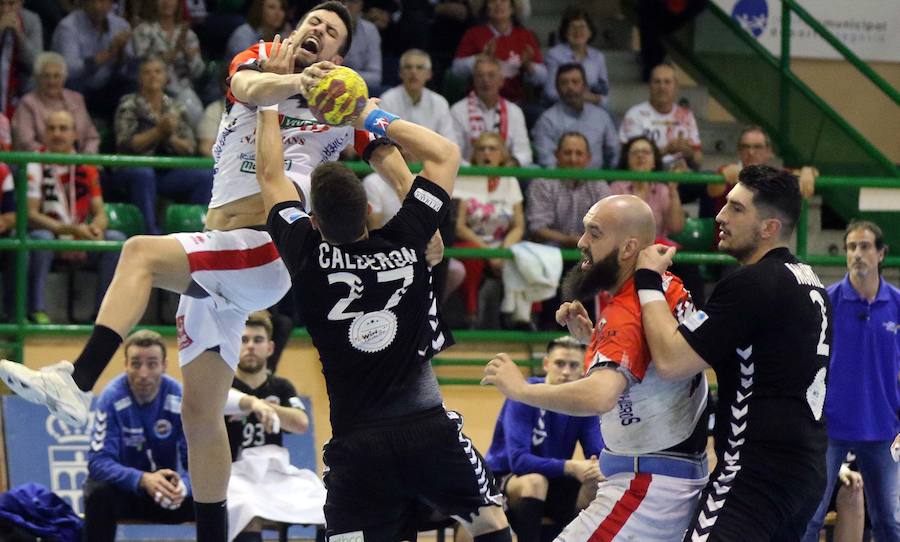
[738,125,772,149]
[479,0,520,26]
[556,131,590,153]
[246,310,274,340]
[618,136,663,172]
[303,1,354,57]
[555,62,586,89]
[123,330,167,361]
[737,165,801,237]
[558,6,596,44]
[310,162,368,244]
[844,219,886,251]
[546,335,585,354]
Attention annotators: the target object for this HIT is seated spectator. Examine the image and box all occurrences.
[709,125,817,220]
[543,7,608,106]
[83,330,194,542]
[225,0,291,65]
[484,336,604,542]
[609,136,683,243]
[452,0,546,104]
[225,311,325,542]
[526,132,610,248]
[132,0,205,124]
[12,51,100,153]
[454,131,524,328]
[363,0,430,89]
[113,56,212,234]
[0,0,42,117]
[51,0,134,117]
[619,63,702,169]
[532,64,618,169]
[379,48,457,142]
[450,55,533,166]
[340,0,382,93]
[0,111,10,148]
[26,110,125,324]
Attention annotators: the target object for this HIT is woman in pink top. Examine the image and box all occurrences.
[12,51,100,153]
[610,135,684,242]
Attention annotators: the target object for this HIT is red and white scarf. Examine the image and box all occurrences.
[465,90,508,145]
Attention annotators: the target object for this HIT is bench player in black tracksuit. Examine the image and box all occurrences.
[252,57,512,542]
[635,165,831,541]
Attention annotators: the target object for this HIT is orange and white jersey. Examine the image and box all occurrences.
[586,273,708,455]
[209,42,367,209]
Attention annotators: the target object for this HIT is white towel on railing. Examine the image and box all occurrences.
[501,242,563,323]
[226,444,326,540]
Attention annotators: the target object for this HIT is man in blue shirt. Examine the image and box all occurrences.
[83,330,194,542]
[485,336,604,542]
[802,220,900,542]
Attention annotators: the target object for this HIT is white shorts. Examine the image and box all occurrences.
[172,228,291,368]
[555,472,706,542]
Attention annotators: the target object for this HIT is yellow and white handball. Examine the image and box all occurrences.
[307,66,369,126]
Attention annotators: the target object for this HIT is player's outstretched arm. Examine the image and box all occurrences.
[353,99,461,197]
[255,109,300,214]
[230,35,309,107]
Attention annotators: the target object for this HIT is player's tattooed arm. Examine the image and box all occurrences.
[255,108,301,214]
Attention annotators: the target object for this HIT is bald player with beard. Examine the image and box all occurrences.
[483,195,710,541]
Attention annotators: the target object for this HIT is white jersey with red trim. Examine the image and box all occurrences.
[209,42,369,209]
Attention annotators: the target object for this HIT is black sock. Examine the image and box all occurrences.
[474,526,512,542]
[508,497,544,542]
[194,500,228,542]
[72,325,123,391]
[233,532,262,542]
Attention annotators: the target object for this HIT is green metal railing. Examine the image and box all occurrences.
[1,152,899,373]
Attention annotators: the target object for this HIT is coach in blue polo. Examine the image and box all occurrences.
[802,220,900,542]
[84,330,194,542]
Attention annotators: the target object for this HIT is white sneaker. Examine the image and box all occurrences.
[0,360,93,427]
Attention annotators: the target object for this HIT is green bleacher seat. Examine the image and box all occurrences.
[104,203,145,237]
[164,204,207,234]
[671,217,715,252]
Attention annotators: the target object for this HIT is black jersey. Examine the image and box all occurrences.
[225,374,305,460]
[268,176,453,435]
[678,247,830,459]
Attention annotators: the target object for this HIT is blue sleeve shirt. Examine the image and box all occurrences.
[485,377,604,479]
[87,374,190,494]
[824,276,900,441]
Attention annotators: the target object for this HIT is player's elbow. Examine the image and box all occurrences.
[653,356,693,381]
[593,393,618,416]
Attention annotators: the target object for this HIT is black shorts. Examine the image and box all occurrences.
[683,448,825,542]
[499,473,583,526]
[322,407,503,542]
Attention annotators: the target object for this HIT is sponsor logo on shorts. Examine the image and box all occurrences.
[328,532,364,542]
[682,310,708,331]
[154,419,173,439]
[348,310,397,353]
[413,188,443,212]
[279,206,307,224]
[176,315,193,350]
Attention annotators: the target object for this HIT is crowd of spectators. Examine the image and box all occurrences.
[0,0,822,331]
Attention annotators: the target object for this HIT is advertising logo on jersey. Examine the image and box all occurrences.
[154,419,173,439]
[348,310,398,353]
[732,0,768,37]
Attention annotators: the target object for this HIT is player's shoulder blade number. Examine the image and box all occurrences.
[326,266,414,321]
[808,290,830,357]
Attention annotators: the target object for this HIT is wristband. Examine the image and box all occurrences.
[634,268,666,306]
[364,108,400,138]
[223,388,247,415]
[258,104,279,112]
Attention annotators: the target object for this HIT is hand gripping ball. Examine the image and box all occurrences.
[307,66,369,126]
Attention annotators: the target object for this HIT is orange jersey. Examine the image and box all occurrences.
[586,272,693,382]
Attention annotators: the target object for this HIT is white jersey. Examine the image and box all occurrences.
[618,100,701,152]
[586,274,708,455]
[209,42,359,209]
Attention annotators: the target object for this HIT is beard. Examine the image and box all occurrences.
[562,248,620,301]
[238,356,266,374]
[719,228,761,263]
